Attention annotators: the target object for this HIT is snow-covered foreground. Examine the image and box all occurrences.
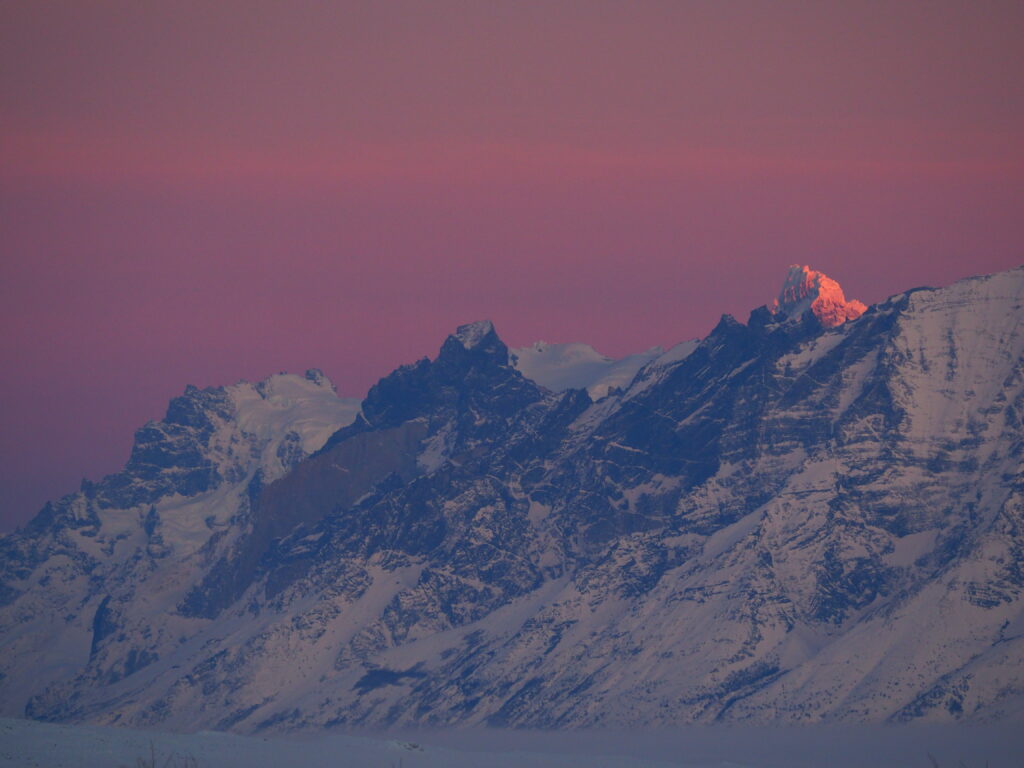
[1,718,1021,768]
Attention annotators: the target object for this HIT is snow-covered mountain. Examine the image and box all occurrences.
[1,266,1022,733]
[0,371,360,718]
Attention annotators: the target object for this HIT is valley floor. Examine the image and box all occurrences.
[1,717,1021,768]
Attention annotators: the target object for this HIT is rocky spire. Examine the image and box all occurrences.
[771,265,867,328]
[452,319,496,350]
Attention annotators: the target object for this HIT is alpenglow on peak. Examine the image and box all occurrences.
[771,264,867,328]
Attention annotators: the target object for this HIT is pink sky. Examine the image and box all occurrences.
[2,1,1022,529]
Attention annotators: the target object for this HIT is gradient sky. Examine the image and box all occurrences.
[2,1,1022,530]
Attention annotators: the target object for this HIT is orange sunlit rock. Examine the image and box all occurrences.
[772,265,867,328]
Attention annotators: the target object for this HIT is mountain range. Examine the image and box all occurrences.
[1,265,1022,731]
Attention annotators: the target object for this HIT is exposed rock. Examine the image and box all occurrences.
[771,264,867,328]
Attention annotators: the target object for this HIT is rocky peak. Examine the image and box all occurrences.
[302,368,333,390]
[771,265,867,328]
[437,319,510,369]
[452,319,495,349]
[340,320,537,436]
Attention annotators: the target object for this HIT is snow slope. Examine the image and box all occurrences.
[510,341,664,399]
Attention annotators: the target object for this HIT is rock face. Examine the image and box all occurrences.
[1,267,1023,732]
[772,264,868,328]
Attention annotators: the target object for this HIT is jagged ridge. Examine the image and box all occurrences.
[1,266,1022,732]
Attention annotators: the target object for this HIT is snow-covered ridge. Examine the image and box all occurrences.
[510,341,663,399]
